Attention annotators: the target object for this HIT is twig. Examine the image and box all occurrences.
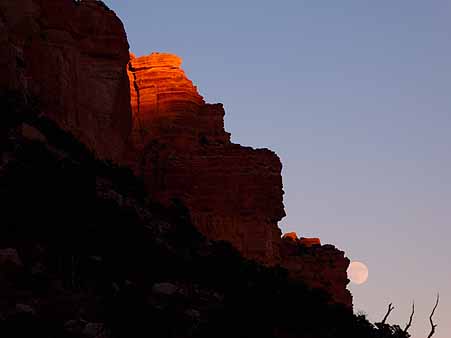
[381,303,395,324]
[427,294,439,338]
[404,301,415,333]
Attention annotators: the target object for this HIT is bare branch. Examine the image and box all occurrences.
[404,301,415,333]
[427,293,440,338]
[381,303,395,324]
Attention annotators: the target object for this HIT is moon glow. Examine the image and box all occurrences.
[347,261,369,285]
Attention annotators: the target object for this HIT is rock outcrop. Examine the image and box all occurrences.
[280,233,352,306]
[0,0,131,161]
[127,53,285,264]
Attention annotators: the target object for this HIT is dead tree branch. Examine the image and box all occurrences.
[381,303,395,324]
[403,301,415,333]
[427,294,439,338]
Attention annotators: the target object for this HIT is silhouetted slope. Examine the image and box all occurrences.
[0,93,410,338]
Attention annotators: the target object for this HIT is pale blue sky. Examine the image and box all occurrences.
[104,1,450,337]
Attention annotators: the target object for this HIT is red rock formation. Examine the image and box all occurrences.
[283,232,321,247]
[127,53,352,308]
[282,232,299,241]
[0,0,131,161]
[1,0,352,308]
[280,233,352,307]
[127,53,352,307]
[299,237,321,247]
[127,52,285,264]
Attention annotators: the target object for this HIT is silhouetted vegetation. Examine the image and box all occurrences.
[374,296,440,338]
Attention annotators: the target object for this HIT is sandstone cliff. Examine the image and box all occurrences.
[0,0,131,161]
[127,52,285,265]
[0,0,352,309]
[126,52,352,307]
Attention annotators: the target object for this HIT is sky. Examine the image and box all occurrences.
[103,1,450,337]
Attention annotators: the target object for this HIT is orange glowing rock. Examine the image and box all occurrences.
[282,232,299,241]
[128,52,209,150]
[299,237,321,247]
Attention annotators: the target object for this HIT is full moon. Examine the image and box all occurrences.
[347,261,369,285]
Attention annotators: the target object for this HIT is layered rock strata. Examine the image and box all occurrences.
[127,53,285,264]
[0,0,131,161]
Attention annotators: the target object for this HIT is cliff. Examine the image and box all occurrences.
[127,53,285,265]
[0,0,131,161]
[1,0,352,310]
[126,52,352,307]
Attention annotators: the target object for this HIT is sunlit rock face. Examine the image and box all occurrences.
[127,52,226,150]
[0,0,131,161]
[280,232,353,307]
[127,52,285,264]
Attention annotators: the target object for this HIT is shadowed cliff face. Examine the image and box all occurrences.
[0,0,131,161]
[127,52,286,265]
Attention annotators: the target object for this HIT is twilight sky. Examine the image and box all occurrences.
[104,1,450,337]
